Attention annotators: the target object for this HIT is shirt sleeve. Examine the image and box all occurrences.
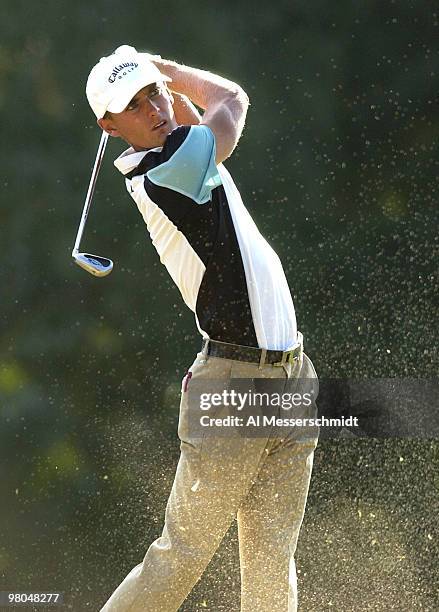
[146,125,222,204]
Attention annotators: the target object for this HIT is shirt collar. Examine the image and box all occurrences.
[113,145,163,176]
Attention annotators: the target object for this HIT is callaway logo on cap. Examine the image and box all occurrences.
[86,44,172,119]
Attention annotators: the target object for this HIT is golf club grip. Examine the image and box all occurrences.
[72,131,109,255]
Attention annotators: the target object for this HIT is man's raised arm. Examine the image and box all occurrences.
[151,57,250,164]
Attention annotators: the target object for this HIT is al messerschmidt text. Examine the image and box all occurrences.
[200,415,360,427]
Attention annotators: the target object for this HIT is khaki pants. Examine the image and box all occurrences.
[101,343,319,612]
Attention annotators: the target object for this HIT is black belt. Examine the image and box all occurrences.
[201,336,302,368]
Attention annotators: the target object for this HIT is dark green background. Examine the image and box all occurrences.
[1,1,438,610]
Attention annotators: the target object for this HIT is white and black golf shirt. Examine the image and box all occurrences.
[114,125,297,351]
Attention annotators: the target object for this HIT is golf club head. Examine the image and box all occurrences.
[72,252,113,277]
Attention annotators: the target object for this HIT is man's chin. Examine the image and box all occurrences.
[131,135,167,152]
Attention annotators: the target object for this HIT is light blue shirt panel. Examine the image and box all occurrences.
[146,125,222,204]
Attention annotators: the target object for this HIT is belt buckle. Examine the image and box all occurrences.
[273,347,300,367]
[288,348,300,364]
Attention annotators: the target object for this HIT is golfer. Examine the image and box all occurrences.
[86,45,319,612]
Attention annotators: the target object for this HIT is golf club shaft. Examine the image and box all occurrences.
[72,131,109,255]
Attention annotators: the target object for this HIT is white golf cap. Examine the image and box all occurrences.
[86,45,172,119]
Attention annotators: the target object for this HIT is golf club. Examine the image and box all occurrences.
[72,130,113,277]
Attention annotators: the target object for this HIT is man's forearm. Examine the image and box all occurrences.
[152,58,249,111]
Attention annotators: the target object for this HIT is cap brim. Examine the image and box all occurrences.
[106,72,172,115]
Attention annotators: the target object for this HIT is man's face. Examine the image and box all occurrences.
[98,83,178,151]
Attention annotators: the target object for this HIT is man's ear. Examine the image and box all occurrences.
[97,117,120,137]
